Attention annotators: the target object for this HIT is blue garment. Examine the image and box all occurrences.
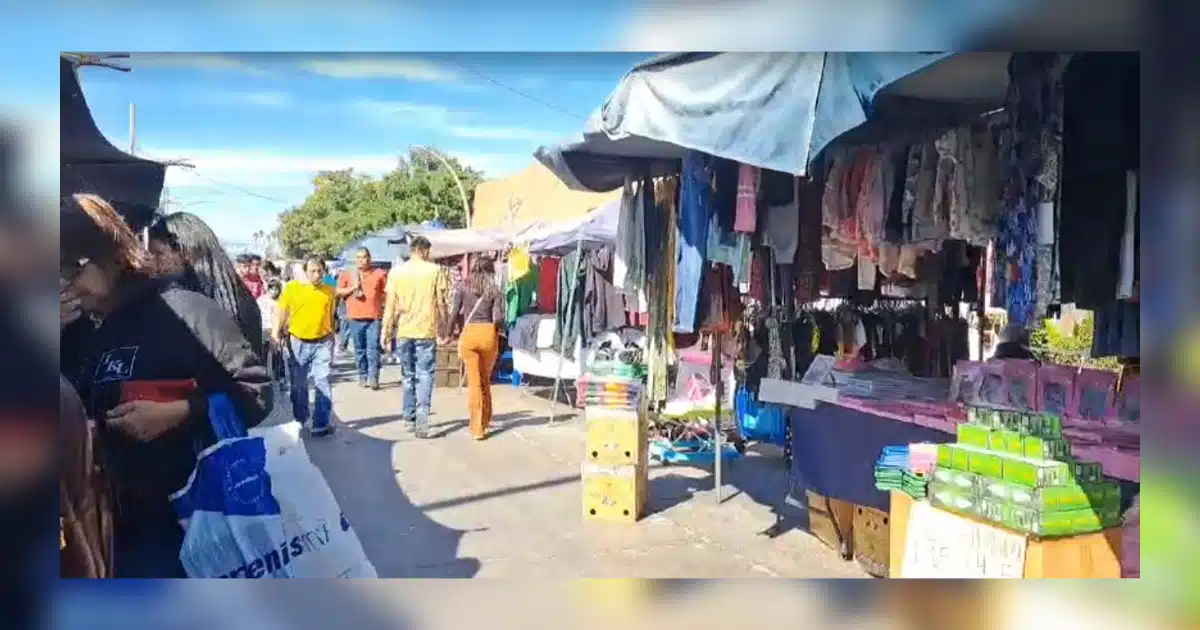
[396,338,436,427]
[996,53,1062,327]
[348,318,382,383]
[674,151,712,333]
[288,336,334,431]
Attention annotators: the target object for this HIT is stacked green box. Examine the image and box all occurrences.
[931,407,1119,537]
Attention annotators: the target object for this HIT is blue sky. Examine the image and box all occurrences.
[72,52,649,242]
[5,1,1039,242]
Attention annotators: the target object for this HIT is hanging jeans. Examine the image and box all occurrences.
[288,335,334,434]
[675,152,711,333]
[396,338,436,429]
[348,318,382,385]
[458,323,500,439]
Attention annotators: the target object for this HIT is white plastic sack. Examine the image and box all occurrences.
[169,396,376,578]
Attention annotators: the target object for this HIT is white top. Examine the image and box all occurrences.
[257,295,278,332]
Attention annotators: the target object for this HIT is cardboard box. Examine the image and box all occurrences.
[957,423,992,449]
[852,504,891,577]
[967,449,1005,479]
[928,481,978,515]
[930,467,979,495]
[1000,453,1072,488]
[1023,435,1072,460]
[1071,459,1104,484]
[582,461,649,523]
[805,490,855,557]
[584,409,648,467]
[888,491,1123,579]
[988,429,1025,455]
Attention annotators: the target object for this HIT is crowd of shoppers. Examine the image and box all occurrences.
[60,195,272,577]
[59,195,514,578]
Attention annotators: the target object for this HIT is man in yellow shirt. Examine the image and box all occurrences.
[272,258,337,437]
[381,236,447,438]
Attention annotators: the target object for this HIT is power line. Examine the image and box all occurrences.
[179,170,289,203]
[447,60,589,122]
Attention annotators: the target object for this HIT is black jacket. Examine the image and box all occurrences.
[61,278,272,525]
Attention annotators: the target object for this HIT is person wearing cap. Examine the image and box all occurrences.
[993,324,1037,361]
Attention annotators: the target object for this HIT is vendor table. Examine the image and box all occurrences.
[785,399,1140,512]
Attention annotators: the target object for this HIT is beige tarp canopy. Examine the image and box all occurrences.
[471,161,621,230]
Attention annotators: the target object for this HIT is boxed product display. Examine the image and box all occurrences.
[923,405,1119,538]
[1075,368,1118,423]
[1115,373,1140,425]
[1037,364,1078,416]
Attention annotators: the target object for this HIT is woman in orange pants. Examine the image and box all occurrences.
[451,258,505,440]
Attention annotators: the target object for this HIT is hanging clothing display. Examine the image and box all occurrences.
[614,176,647,293]
[793,177,824,303]
[734,164,760,233]
[581,246,628,345]
[646,177,679,404]
[674,151,712,334]
[1058,52,1140,310]
[1091,299,1140,359]
[552,249,583,351]
[761,175,801,264]
[994,53,1068,327]
[949,123,1003,246]
[536,257,559,314]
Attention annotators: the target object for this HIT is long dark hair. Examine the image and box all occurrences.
[468,257,497,298]
[148,212,261,347]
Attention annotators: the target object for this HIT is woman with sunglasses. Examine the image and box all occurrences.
[60,194,272,578]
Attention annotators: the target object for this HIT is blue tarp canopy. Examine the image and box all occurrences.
[338,226,410,264]
[520,196,621,255]
[535,52,1011,192]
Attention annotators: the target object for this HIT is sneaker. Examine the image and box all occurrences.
[368,381,380,391]
[309,425,333,438]
[414,426,429,439]
[358,378,368,388]
[403,420,416,432]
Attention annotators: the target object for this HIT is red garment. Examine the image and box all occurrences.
[242,273,264,299]
[536,257,559,313]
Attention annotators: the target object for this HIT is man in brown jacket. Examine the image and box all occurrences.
[59,376,112,578]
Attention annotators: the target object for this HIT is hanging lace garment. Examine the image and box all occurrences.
[951,123,1003,245]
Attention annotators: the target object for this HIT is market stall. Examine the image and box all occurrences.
[537,50,1140,577]
[60,55,167,232]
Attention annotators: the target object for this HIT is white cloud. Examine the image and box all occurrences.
[199,89,294,108]
[619,1,941,51]
[301,57,463,82]
[144,148,402,191]
[452,152,532,179]
[129,53,268,75]
[349,99,453,127]
[448,125,559,143]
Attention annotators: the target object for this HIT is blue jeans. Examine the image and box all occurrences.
[288,336,334,430]
[395,338,435,426]
[348,318,382,383]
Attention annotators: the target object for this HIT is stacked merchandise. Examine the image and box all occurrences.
[873,444,936,499]
[930,406,1123,537]
[578,374,649,523]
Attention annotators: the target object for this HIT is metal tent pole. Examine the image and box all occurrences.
[549,233,585,423]
[713,329,724,504]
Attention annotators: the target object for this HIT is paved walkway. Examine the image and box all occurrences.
[289,355,867,578]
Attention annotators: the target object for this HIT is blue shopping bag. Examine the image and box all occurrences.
[169,394,376,578]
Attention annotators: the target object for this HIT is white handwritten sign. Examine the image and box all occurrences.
[901,501,1027,578]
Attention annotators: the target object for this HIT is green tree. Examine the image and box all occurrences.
[1030,313,1121,371]
[277,148,483,259]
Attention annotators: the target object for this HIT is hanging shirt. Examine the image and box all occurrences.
[507,247,532,282]
[537,257,559,313]
[734,164,760,233]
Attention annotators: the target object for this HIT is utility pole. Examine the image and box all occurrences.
[129,103,137,154]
